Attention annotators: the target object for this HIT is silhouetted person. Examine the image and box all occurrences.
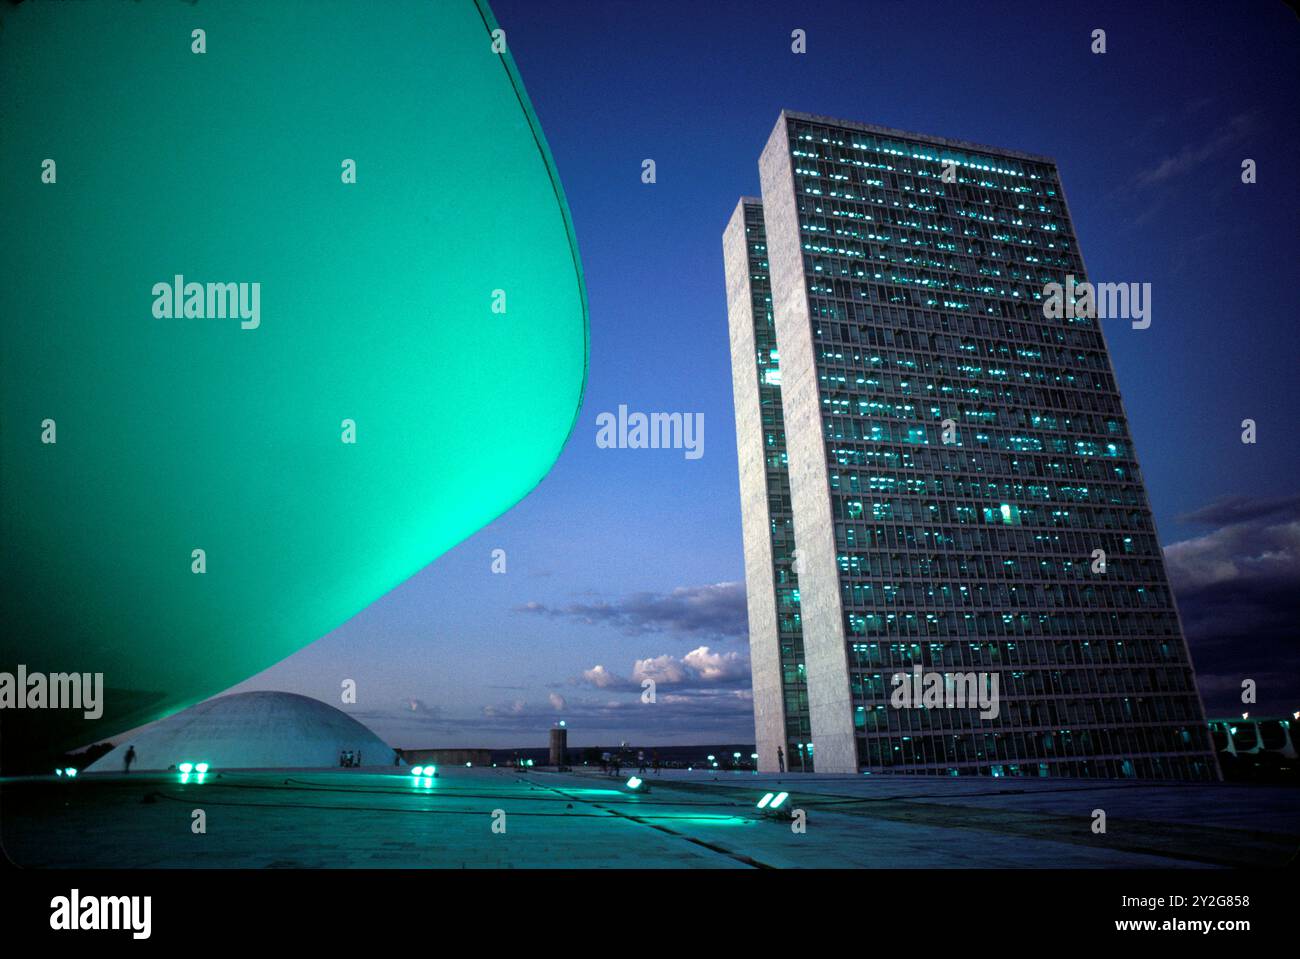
[124,746,136,774]
[355,749,361,767]
[637,750,647,773]
[652,750,661,776]
[777,746,785,773]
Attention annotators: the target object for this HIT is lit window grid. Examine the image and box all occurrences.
[776,115,1214,779]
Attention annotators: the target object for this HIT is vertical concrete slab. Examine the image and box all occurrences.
[723,199,788,772]
[758,115,858,773]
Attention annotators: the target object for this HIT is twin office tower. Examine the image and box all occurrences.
[723,112,1217,780]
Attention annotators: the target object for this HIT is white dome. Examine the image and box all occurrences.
[85,690,398,771]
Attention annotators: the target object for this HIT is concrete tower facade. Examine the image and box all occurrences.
[724,198,814,775]
[726,111,1218,779]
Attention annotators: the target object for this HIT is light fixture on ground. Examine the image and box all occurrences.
[756,791,791,820]
[625,775,648,793]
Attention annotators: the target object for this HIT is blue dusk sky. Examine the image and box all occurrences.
[230,0,1300,747]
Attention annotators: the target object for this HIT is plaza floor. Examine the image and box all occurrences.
[3,766,1296,868]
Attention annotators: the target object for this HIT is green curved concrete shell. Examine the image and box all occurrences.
[0,0,588,767]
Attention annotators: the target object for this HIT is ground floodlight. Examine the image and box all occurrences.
[428,765,437,776]
[411,766,424,776]
[195,763,209,774]
[626,776,643,790]
[55,768,63,776]
[178,762,193,774]
[771,791,789,809]
[465,762,471,767]
[757,792,774,809]
[65,768,77,778]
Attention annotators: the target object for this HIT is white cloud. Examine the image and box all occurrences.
[632,654,686,685]
[581,665,621,689]
[1164,519,1300,591]
[578,647,750,691]
[682,645,747,682]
